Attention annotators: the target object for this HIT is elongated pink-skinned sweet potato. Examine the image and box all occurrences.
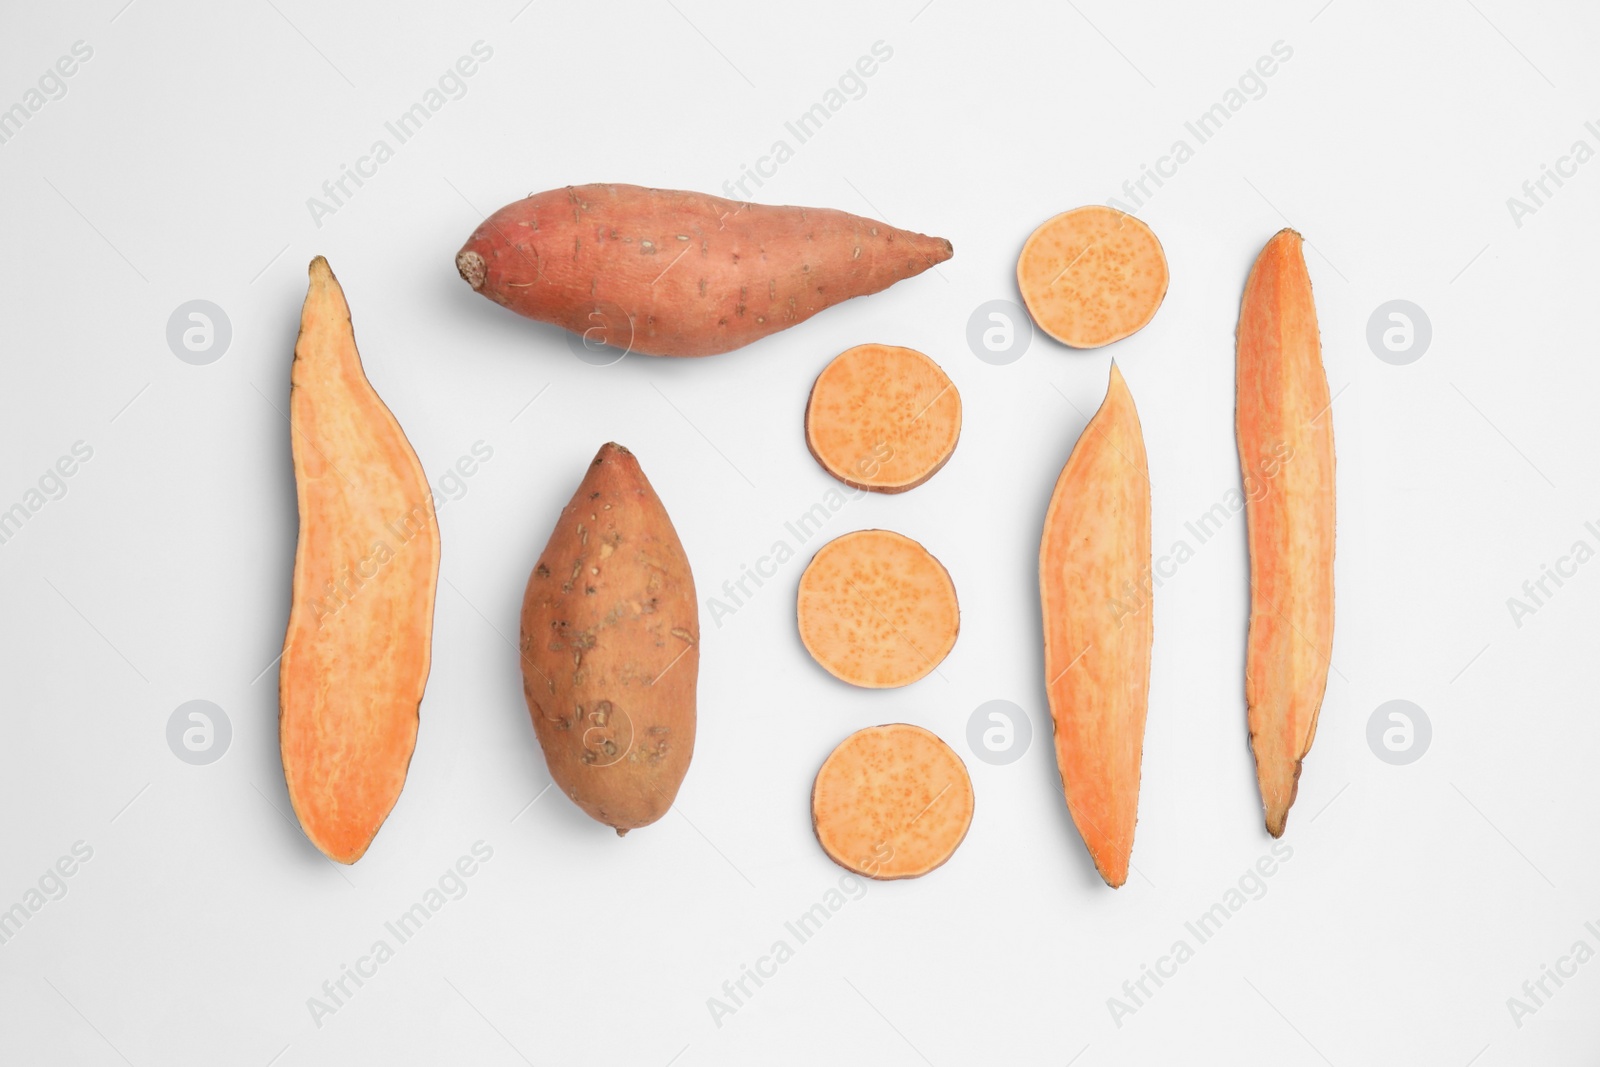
[456,184,953,357]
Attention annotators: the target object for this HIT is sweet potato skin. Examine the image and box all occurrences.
[519,443,698,833]
[456,184,953,357]
[1237,229,1335,838]
[280,257,439,865]
[1039,363,1151,887]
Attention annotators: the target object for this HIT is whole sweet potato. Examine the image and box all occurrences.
[519,443,698,833]
[456,184,953,357]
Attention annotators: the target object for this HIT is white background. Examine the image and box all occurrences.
[1,0,1596,1063]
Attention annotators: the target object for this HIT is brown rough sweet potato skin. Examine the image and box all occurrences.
[519,443,698,833]
[456,184,953,357]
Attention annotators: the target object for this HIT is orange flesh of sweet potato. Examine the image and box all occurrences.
[1017,206,1169,348]
[520,443,698,834]
[280,257,439,865]
[455,184,953,358]
[804,343,961,493]
[1039,363,1151,887]
[812,723,975,880]
[1237,229,1335,838]
[796,529,959,689]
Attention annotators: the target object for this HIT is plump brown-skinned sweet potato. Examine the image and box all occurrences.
[1039,362,1151,888]
[280,257,439,865]
[520,443,698,833]
[1237,229,1335,838]
[456,184,953,357]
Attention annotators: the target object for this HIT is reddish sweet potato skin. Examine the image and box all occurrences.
[519,443,698,833]
[456,184,953,357]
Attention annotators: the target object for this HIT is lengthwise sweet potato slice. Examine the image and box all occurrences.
[279,257,440,865]
[797,529,959,688]
[1236,229,1335,838]
[1017,206,1169,348]
[812,723,974,880]
[1039,363,1151,888]
[804,343,961,492]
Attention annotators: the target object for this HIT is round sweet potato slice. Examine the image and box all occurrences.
[804,343,961,493]
[1017,206,1169,348]
[796,529,959,688]
[812,723,974,880]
